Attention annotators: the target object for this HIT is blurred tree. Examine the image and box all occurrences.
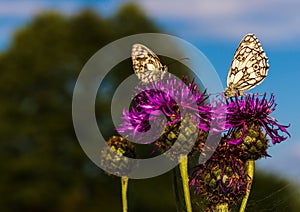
[0,2,299,212]
[109,2,159,37]
[246,171,300,211]
[0,3,165,212]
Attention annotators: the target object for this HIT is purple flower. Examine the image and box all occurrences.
[226,93,290,145]
[190,158,248,194]
[117,74,211,142]
[189,138,249,205]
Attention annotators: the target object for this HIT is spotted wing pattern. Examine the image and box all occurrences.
[131,44,167,84]
[225,34,269,97]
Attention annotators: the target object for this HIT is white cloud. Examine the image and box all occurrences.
[0,1,48,16]
[0,0,299,47]
[0,1,87,17]
[135,0,300,44]
[0,1,92,50]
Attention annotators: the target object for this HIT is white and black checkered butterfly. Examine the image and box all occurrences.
[132,44,168,84]
[224,34,269,98]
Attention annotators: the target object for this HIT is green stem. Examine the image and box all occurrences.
[217,203,229,212]
[121,177,129,212]
[239,160,255,212]
[179,155,192,212]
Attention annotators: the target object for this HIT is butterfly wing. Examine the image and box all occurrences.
[225,34,269,97]
[132,44,167,84]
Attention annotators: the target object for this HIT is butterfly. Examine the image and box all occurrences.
[224,34,269,98]
[131,44,168,84]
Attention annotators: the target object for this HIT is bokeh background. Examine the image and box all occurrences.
[0,0,299,211]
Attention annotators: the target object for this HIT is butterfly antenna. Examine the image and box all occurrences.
[166,57,190,67]
[208,92,225,98]
[244,92,266,97]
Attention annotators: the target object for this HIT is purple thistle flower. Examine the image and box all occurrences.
[190,158,248,195]
[226,93,290,145]
[117,74,212,142]
[189,138,249,205]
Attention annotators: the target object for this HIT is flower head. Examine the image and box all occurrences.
[190,138,249,206]
[226,93,290,145]
[117,74,211,143]
[100,136,137,177]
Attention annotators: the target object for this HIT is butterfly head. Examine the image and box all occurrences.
[162,65,168,72]
[224,85,243,98]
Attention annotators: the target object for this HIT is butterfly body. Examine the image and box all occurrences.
[225,34,269,98]
[132,44,167,84]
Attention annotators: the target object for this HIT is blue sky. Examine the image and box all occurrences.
[1,0,299,183]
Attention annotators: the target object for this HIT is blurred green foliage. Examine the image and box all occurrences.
[0,2,299,212]
[246,171,300,211]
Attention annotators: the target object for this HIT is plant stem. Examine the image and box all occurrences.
[121,177,129,212]
[239,160,255,212]
[217,203,229,212]
[179,155,192,212]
